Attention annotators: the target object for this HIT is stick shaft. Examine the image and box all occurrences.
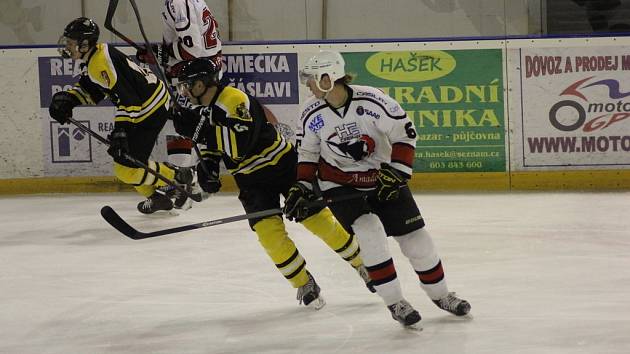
[66,117,198,200]
[101,192,369,240]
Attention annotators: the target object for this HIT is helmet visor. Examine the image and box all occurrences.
[299,70,316,85]
[176,80,194,96]
[57,35,73,59]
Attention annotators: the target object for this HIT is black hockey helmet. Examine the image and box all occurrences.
[58,17,100,58]
[176,58,221,95]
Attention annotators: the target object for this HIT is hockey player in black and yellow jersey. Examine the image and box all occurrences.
[49,17,191,214]
[172,58,375,308]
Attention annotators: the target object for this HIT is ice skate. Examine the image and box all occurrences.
[355,264,376,293]
[388,299,421,326]
[172,166,194,210]
[172,184,193,210]
[137,190,173,214]
[158,183,194,210]
[432,292,471,316]
[296,271,326,310]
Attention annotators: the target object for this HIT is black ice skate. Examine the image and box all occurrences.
[296,271,326,310]
[172,166,194,210]
[388,299,421,326]
[432,292,471,316]
[173,181,204,210]
[137,190,173,214]
[172,185,192,210]
[355,264,376,293]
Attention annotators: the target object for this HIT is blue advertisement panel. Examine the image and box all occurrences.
[222,53,299,105]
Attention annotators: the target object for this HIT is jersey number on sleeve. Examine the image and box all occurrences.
[404,122,417,139]
[126,58,158,85]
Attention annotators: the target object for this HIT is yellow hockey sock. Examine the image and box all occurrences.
[254,216,309,287]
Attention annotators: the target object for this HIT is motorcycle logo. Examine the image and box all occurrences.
[550,76,630,132]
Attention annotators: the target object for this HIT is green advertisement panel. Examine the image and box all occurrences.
[344,50,506,173]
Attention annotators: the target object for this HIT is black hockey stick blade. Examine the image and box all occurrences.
[104,0,119,31]
[101,206,282,240]
[105,0,143,50]
[101,206,139,238]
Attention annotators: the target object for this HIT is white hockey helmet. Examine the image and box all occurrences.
[300,50,346,92]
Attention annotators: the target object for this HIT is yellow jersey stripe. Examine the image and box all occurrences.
[229,139,292,175]
[117,81,165,113]
[68,89,90,105]
[215,127,223,152]
[236,131,282,167]
[229,129,238,159]
[114,90,168,124]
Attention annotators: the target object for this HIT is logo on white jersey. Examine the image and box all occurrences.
[326,123,376,161]
[308,114,325,133]
[356,105,380,119]
[389,103,402,114]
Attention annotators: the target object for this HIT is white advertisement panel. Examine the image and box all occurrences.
[515,45,630,168]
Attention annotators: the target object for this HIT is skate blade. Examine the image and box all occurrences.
[403,323,423,331]
[138,210,179,217]
[306,296,326,310]
[173,200,193,211]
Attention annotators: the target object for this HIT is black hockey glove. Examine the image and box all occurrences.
[375,163,407,202]
[283,183,318,222]
[197,157,221,194]
[49,91,80,124]
[172,106,212,141]
[106,128,129,160]
[136,43,168,67]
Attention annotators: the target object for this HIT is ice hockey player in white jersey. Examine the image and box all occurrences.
[283,50,471,327]
[138,0,222,79]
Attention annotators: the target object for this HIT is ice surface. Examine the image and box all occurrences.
[1,191,629,354]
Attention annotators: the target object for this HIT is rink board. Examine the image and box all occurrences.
[1,36,630,193]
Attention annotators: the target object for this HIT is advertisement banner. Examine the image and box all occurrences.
[344,49,506,173]
[222,52,299,142]
[222,53,298,105]
[519,47,630,167]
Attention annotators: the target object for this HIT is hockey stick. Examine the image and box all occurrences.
[101,206,282,240]
[66,117,201,202]
[101,192,369,240]
[104,0,142,50]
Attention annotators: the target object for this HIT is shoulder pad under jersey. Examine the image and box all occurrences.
[86,43,117,90]
[216,86,252,121]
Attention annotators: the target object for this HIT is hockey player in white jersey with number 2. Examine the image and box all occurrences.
[137,0,222,79]
[284,50,471,327]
